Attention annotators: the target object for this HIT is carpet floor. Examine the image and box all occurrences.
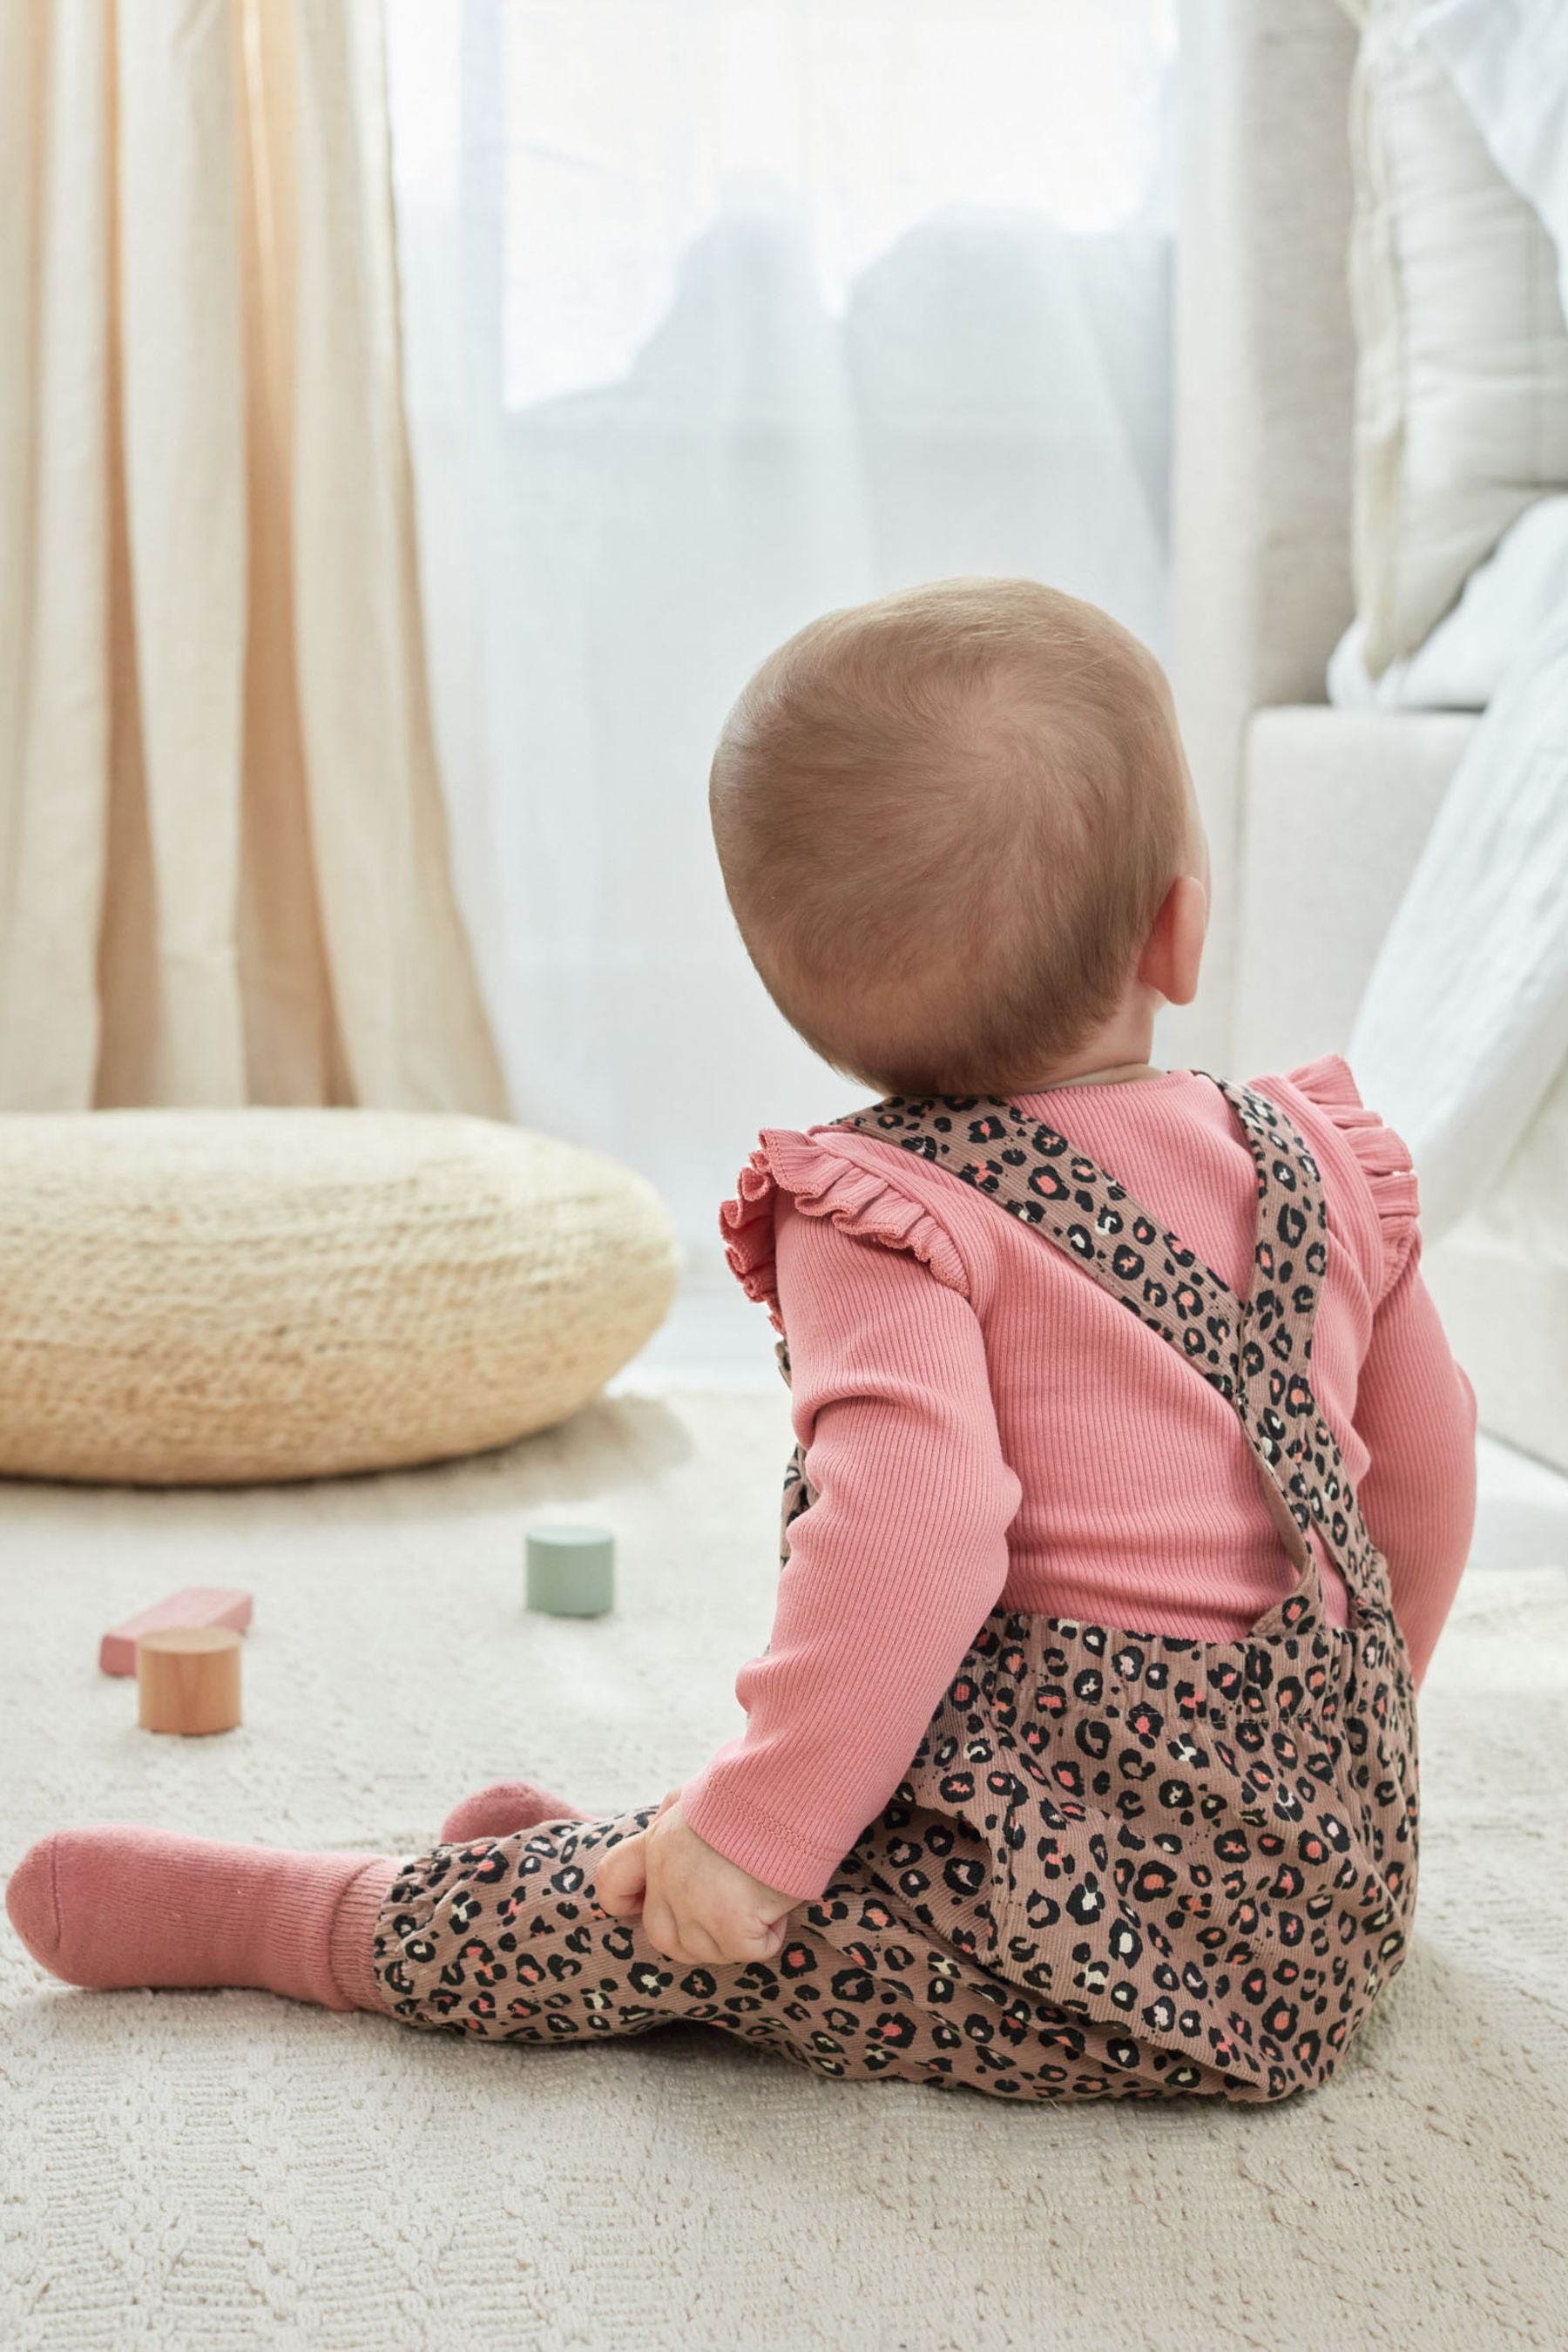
[2,1388,1565,2351]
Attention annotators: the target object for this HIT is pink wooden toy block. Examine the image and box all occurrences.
[99,1586,253,1678]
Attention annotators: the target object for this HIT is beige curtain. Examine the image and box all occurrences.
[0,0,507,1114]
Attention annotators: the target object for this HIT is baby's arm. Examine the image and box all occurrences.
[679,1195,1023,1903]
[1353,1233,1478,1689]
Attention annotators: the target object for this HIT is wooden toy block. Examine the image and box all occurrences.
[525,1524,615,1617]
[137,1626,243,1736]
[100,1586,253,1677]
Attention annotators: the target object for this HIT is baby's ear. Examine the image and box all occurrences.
[1138,872,1206,1007]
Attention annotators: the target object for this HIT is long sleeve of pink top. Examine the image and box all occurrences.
[679,1057,1477,1903]
[682,1218,1023,1902]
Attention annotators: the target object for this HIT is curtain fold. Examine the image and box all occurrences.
[0,0,506,1117]
[0,0,112,1107]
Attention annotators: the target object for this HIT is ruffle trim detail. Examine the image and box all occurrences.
[1284,1053,1421,1288]
[719,1127,969,1331]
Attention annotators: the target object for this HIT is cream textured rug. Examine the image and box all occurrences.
[2,1389,1565,2351]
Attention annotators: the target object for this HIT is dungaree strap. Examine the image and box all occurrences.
[828,1078,1375,1613]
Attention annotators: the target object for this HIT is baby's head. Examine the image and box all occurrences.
[709,578,1206,1097]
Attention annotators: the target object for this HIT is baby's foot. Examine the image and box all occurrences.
[440,1781,587,1843]
[5,1828,395,2011]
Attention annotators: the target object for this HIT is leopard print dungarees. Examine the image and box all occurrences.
[372,1078,1420,2105]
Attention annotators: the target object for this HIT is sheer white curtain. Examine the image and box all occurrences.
[386,0,1177,1256]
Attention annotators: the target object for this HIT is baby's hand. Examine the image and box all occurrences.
[594,1794,794,1967]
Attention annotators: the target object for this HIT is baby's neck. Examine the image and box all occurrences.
[1013,1002,1171,1092]
[1024,1057,1164,1092]
[1034,1067,1161,1091]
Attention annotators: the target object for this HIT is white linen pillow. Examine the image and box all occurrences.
[1423,0,1568,314]
[1328,493,1568,709]
[1348,0,1568,677]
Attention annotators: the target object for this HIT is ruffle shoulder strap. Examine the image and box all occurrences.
[1283,1053,1422,1294]
[719,1126,969,1333]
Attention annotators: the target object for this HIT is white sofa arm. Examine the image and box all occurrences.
[1168,0,1359,1069]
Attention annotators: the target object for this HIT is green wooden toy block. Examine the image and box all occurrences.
[525,1524,615,1617]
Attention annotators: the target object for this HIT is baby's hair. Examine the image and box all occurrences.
[709,577,1192,1097]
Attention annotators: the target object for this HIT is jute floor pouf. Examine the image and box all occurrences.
[0,1112,680,1484]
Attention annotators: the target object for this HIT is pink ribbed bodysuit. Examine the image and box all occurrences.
[680,1056,1478,1903]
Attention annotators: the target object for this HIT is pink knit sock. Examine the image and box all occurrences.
[5,1828,396,2012]
[439,1781,587,1844]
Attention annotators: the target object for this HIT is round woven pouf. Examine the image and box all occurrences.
[0,1111,679,1484]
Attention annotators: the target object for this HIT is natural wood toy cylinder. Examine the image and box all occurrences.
[137,1625,243,1735]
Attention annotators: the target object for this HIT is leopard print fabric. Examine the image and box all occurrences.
[372,1078,1419,2105]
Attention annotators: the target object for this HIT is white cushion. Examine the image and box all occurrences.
[1234,701,1568,1470]
[1233,705,1476,1075]
[1330,493,1568,710]
[0,1112,679,1484]
[1348,0,1568,674]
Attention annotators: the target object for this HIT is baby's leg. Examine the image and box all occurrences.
[10,1816,1220,2099]
[376,1822,1243,2099]
[3,1810,787,2047]
[376,1809,742,2044]
[4,1812,796,2059]
[375,1815,977,2082]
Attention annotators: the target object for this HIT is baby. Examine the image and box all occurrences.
[7,579,1477,2104]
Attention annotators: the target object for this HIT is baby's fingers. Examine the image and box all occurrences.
[592,1831,646,1917]
[641,1889,693,1965]
[640,1899,735,1970]
[695,1907,788,1967]
[741,1913,788,1962]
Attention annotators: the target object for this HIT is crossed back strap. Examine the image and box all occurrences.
[828,1078,1377,1601]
